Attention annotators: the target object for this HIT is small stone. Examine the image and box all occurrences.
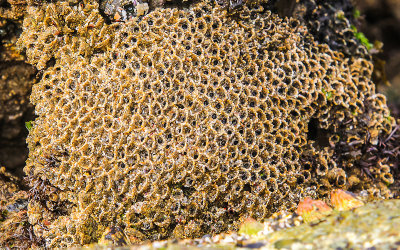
[330,189,364,211]
[243,242,266,248]
[152,240,167,248]
[274,239,300,249]
[136,3,149,16]
[238,218,264,236]
[98,226,129,246]
[6,198,28,213]
[296,197,333,223]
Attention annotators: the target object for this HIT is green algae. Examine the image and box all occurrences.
[351,25,373,50]
[353,9,361,19]
[25,121,33,131]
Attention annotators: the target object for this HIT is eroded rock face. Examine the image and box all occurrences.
[17,0,394,247]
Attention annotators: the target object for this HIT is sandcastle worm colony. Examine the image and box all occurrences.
[0,0,397,248]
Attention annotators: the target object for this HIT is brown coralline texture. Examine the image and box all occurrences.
[0,0,26,21]
[0,0,27,61]
[17,0,395,247]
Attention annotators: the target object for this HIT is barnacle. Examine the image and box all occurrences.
[17,0,395,247]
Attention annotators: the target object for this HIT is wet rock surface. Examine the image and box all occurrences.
[81,199,400,249]
[266,199,400,249]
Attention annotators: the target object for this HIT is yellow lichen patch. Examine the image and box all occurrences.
[296,197,332,223]
[17,0,395,247]
[330,189,364,211]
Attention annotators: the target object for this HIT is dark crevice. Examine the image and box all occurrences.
[162,0,203,10]
[45,56,56,68]
[0,62,37,179]
[243,183,252,192]
[307,118,330,148]
[0,0,11,9]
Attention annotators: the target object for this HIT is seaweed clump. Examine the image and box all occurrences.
[16,0,395,247]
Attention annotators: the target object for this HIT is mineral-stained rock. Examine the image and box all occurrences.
[0,190,44,249]
[99,0,149,22]
[17,0,395,247]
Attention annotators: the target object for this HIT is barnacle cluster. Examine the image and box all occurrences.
[17,0,395,247]
[292,0,370,59]
[0,168,38,249]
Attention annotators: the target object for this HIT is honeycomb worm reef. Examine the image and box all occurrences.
[16,0,395,247]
